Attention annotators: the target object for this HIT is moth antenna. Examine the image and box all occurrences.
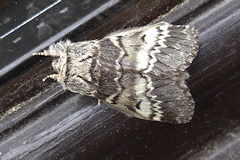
[43,74,58,82]
[33,51,59,57]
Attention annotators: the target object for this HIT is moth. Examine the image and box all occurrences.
[34,21,198,123]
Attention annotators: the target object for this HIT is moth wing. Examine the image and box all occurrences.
[105,21,198,73]
[101,72,194,124]
[97,21,198,123]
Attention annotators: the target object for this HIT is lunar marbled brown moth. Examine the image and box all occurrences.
[34,21,198,123]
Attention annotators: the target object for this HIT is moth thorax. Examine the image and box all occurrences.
[63,52,100,96]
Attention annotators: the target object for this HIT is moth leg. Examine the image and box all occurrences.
[43,74,58,82]
[98,99,101,105]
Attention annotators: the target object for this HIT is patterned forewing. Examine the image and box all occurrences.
[96,22,198,123]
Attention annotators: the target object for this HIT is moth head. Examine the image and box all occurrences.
[33,40,100,95]
[33,40,71,83]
